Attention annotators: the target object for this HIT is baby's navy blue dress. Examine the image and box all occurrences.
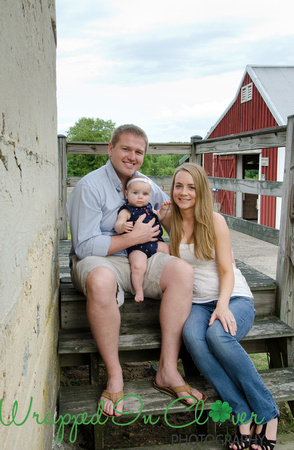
[118,202,164,258]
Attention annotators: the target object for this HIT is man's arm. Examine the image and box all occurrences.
[67,184,111,259]
[67,183,160,259]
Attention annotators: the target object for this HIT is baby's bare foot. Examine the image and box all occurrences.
[134,291,144,302]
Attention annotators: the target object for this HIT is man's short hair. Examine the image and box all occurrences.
[110,124,149,153]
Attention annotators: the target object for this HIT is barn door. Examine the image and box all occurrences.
[242,154,259,222]
[213,154,236,216]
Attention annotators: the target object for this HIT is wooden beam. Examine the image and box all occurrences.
[209,177,283,197]
[148,143,191,155]
[276,116,294,327]
[222,214,279,245]
[66,141,192,156]
[67,177,81,187]
[67,176,174,189]
[67,142,109,155]
[58,135,68,239]
[195,126,287,154]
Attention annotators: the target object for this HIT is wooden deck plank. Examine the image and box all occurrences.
[59,288,276,330]
[58,241,277,291]
[58,316,294,355]
[58,367,294,418]
[58,240,277,319]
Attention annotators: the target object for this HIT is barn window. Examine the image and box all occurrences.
[241,83,253,103]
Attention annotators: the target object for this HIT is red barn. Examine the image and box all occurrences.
[204,65,294,228]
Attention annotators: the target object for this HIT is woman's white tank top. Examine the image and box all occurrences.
[179,244,253,304]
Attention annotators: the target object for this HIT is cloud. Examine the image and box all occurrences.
[56,0,294,141]
[57,70,243,141]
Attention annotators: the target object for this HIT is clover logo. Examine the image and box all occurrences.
[209,400,232,423]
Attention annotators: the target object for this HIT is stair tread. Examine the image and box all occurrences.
[58,367,294,417]
[58,315,294,355]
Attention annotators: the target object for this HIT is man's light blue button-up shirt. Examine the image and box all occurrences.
[66,159,169,261]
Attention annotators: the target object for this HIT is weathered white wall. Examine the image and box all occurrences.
[0,1,59,448]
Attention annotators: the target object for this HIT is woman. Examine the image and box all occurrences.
[168,163,279,450]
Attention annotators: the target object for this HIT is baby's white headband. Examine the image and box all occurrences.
[126,177,152,188]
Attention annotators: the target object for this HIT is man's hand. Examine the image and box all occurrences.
[131,214,160,243]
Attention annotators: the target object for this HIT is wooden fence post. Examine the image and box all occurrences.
[190,135,202,164]
[276,115,294,329]
[58,135,68,240]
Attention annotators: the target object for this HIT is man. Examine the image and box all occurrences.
[67,124,204,416]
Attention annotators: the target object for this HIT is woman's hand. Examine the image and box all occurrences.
[209,306,237,336]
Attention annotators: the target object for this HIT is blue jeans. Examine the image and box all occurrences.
[183,296,278,424]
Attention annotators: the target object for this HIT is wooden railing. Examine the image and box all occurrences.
[57,138,200,240]
[58,115,294,327]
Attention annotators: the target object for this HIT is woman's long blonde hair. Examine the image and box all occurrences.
[169,163,216,260]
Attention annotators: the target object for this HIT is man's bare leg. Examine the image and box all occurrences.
[86,267,124,416]
[155,258,204,404]
[128,250,147,302]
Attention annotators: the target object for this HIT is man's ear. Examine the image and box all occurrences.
[108,142,113,158]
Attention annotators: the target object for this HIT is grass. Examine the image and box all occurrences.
[250,352,269,370]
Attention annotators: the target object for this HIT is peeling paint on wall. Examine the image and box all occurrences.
[22,339,30,376]
[36,303,40,336]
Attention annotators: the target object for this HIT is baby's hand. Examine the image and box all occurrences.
[156,201,171,221]
[122,221,134,233]
[161,201,171,211]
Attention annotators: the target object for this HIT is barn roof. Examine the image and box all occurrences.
[206,65,294,137]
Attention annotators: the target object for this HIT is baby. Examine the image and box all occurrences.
[114,175,170,302]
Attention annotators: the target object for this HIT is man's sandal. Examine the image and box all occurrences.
[153,380,207,406]
[99,389,124,417]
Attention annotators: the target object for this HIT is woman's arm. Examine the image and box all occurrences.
[209,213,237,335]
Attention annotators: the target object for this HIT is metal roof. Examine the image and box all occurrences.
[206,65,294,137]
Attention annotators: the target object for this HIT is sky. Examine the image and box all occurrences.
[56,0,294,143]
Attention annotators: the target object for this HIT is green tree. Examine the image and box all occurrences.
[142,154,184,176]
[67,117,116,177]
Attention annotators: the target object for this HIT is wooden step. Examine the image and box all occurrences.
[59,312,294,372]
[59,240,277,317]
[58,315,294,358]
[59,264,277,330]
[58,367,294,418]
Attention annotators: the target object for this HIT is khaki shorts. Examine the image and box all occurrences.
[71,252,174,306]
